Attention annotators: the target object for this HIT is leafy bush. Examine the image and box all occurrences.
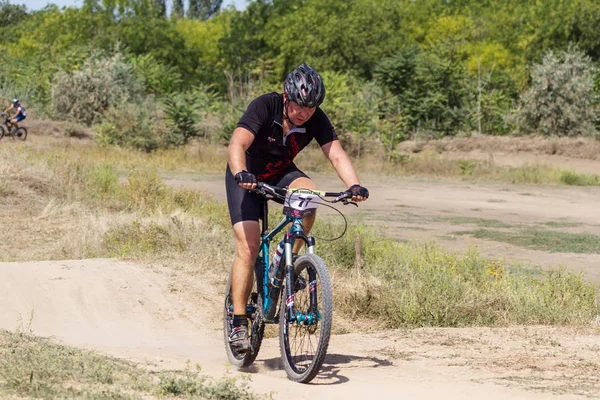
[94,99,165,152]
[214,99,246,144]
[50,53,144,126]
[374,45,474,138]
[557,168,599,186]
[161,92,200,146]
[516,46,598,137]
[131,53,183,95]
[320,71,388,156]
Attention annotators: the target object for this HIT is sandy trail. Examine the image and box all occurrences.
[1,259,596,399]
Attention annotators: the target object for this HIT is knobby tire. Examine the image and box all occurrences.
[15,127,27,141]
[279,253,333,383]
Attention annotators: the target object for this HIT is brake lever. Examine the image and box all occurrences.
[342,198,358,207]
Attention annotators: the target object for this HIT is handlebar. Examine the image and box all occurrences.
[254,182,356,206]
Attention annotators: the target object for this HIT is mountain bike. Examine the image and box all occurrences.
[0,113,27,141]
[223,182,357,383]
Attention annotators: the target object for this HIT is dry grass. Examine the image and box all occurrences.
[1,134,599,330]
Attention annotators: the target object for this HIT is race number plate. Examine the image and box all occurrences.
[283,189,322,218]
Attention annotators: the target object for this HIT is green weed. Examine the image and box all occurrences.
[84,164,120,199]
[157,367,260,399]
[457,159,477,176]
[0,330,263,399]
[102,220,186,256]
[542,221,583,228]
[557,168,599,186]
[457,228,600,253]
[309,216,600,328]
[326,231,600,327]
[433,216,511,228]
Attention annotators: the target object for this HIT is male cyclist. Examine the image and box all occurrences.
[226,63,369,353]
[3,98,26,130]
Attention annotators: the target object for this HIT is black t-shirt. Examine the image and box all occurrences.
[236,92,338,181]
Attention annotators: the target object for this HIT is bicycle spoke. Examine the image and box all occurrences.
[280,254,332,382]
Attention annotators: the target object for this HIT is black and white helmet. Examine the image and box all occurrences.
[284,63,325,108]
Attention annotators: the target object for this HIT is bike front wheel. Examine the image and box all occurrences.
[223,260,265,368]
[279,253,333,383]
[0,125,5,140]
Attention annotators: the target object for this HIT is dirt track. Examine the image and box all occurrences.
[1,259,597,399]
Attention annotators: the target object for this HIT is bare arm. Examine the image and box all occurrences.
[321,139,360,188]
[228,127,255,175]
[321,140,368,201]
[228,127,257,189]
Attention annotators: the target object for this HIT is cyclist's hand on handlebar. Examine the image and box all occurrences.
[234,170,257,189]
[346,184,369,202]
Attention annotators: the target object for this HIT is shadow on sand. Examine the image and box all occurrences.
[245,353,392,385]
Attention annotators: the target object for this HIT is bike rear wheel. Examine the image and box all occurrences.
[223,260,265,368]
[15,127,27,141]
[279,253,333,383]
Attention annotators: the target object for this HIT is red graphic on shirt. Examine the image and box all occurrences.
[258,133,301,182]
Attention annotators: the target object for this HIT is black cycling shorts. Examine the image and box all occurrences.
[225,164,309,225]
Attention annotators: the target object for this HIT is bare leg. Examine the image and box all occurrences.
[288,177,317,254]
[231,220,261,316]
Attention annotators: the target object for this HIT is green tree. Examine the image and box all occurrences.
[153,0,166,17]
[172,0,184,18]
[526,0,600,62]
[266,0,408,80]
[375,43,473,137]
[161,92,201,145]
[0,0,28,28]
[516,46,598,137]
[218,1,273,90]
[188,0,223,20]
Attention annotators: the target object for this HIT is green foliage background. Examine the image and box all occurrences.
[1,0,599,152]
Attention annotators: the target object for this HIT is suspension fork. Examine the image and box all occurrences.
[284,226,319,325]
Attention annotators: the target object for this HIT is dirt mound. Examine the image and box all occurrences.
[1,259,597,399]
[19,118,93,139]
[399,135,600,160]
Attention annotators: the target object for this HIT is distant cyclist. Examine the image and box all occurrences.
[3,98,27,130]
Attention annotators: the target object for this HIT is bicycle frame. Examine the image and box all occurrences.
[257,199,316,323]
[2,118,23,138]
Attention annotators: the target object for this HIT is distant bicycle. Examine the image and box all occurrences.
[0,112,27,140]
